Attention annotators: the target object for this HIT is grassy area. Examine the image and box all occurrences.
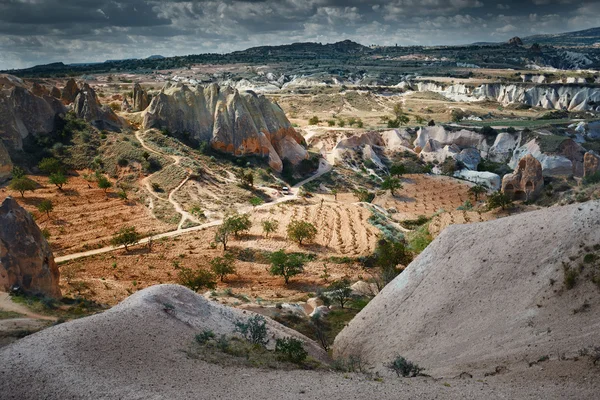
[0,310,25,320]
[460,118,584,128]
[9,293,106,320]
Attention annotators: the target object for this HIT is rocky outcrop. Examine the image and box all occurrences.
[143,83,306,172]
[73,83,122,131]
[502,154,544,201]
[455,148,481,170]
[31,82,49,97]
[0,141,12,183]
[0,75,66,151]
[133,83,150,111]
[61,78,79,104]
[414,126,483,149]
[0,197,61,298]
[50,87,61,99]
[414,81,600,111]
[584,151,600,178]
[334,201,600,377]
[454,170,501,190]
[508,36,523,46]
[509,137,585,177]
[121,97,132,112]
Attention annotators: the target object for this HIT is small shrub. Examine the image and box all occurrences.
[275,337,308,364]
[583,253,597,264]
[388,355,423,377]
[308,116,320,125]
[178,267,217,292]
[563,265,579,290]
[195,330,216,344]
[235,314,268,346]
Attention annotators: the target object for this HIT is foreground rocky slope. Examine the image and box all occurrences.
[2,284,596,399]
[0,197,60,298]
[143,82,307,172]
[334,201,600,377]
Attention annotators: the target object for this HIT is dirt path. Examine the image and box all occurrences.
[0,292,56,321]
[135,131,201,230]
[55,138,333,264]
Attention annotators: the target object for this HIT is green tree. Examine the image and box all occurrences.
[381,176,402,196]
[353,188,375,203]
[223,213,252,238]
[327,120,336,127]
[38,157,64,175]
[329,278,353,308]
[308,116,320,125]
[214,225,231,251]
[48,172,68,190]
[331,189,338,201]
[487,191,512,210]
[110,226,140,251]
[389,163,406,177]
[468,184,487,201]
[249,197,264,208]
[269,250,305,284]
[11,166,25,179]
[210,252,236,282]
[287,220,317,245]
[178,267,216,292]
[9,177,37,197]
[262,219,279,238]
[37,199,54,218]
[97,175,112,193]
[414,115,425,125]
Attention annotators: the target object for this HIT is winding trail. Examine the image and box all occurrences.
[55,135,333,264]
[135,131,200,230]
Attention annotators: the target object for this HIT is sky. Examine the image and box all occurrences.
[1,0,599,70]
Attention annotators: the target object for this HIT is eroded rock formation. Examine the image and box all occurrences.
[61,78,79,104]
[133,83,150,111]
[0,197,61,298]
[0,74,66,151]
[502,154,544,201]
[73,83,122,130]
[143,82,307,172]
[584,151,600,178]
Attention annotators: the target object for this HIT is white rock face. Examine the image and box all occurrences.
[414,126,483,149]
[510,139,573,176]
[453,169,501,190]
[333,201,600,377]
[413,81,600,111]
[143,82,306,172]
[380,129,412,151]
[486,132,521,163]
[455,148,481,170]
[363,144,385,169]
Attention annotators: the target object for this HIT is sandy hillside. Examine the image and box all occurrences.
[334,201,600,379]
[1,284,596,400]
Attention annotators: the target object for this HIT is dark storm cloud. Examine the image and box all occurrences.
[0,0,598,69]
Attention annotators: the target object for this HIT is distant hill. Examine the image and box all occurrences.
[522,27,600,46]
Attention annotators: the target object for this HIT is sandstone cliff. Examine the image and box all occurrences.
[143,83,307,172]
[0,197,61,298]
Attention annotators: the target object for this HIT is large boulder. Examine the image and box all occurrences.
[584,151,600,178]
[73,83,122,130]
[0,141,12,183]
[61,78,79,104]
[143,83,306,172]
[334,201,600,377]
[502,154,544,201]
[453,169,501,190]
[0,75,66,150]
[0,197,61,298]
[133,83,150,112]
